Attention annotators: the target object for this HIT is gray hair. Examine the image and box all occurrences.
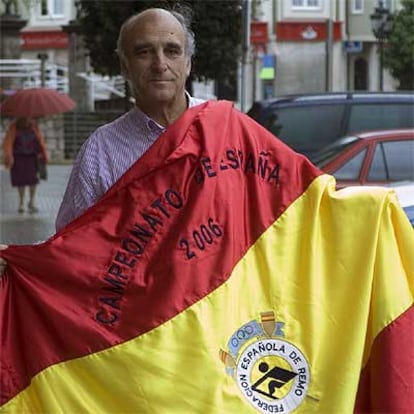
[116,8,196,60]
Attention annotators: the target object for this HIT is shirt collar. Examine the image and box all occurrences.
[132,106,164,132]
[131,91,195,131]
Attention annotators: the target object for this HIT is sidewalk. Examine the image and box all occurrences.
[0,164,72,245]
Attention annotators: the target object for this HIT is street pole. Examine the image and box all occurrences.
[379,38,384,91]
[37,53,48,88]
[370,1,392,92]
[240,0,251,112]
[325,18,333,92]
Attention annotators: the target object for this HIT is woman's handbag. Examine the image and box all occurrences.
[37,159,48,181]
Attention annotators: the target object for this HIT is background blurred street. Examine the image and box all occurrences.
[0,164,71,244]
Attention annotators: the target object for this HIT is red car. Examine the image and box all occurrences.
[311,129,414,187]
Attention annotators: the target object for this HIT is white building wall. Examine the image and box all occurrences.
[275,42,326,95]
[331,43,345,91]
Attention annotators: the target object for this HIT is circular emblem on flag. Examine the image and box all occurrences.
[220,311,310,413]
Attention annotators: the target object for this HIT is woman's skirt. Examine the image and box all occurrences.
[10,154,39,187]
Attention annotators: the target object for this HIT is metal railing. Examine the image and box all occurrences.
[0,59,130,107]
[0,59,69,92]
[76,72,129,102]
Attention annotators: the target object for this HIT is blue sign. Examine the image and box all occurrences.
[343,41,362,53]
[260,55,276,80]
[262,54,275,68]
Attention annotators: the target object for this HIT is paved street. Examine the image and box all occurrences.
[0,164,72,245]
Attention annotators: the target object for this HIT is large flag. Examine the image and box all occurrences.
[1,101,413,413]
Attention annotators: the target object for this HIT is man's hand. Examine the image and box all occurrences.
[0,245,8,275]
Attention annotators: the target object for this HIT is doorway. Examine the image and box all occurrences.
[354,58,368,90]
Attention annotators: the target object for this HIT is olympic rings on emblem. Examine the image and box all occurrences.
[230,324,255,347]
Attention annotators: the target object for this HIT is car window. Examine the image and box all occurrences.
[261,104,345,154]
[347,104,414,134]
[368,140,414,181]
[311,136,360,167]
[334,148,367,180]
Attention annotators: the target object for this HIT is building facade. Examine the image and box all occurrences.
[1,0,403,112]
[245,0,401,109]
[19,0,76,67]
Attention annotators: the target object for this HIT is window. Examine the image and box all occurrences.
[383,0,392,11]
[352,0,364,14]
[262,104,345,155]
[40,0,64,17]
[292,0,321,9]
[311,137,360,167]
[334,149,367,180]
[347,104,414,134]
[368,140,414,182]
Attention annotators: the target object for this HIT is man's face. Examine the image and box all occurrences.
[121,11,191,107]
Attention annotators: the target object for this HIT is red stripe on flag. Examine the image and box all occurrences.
[354,305,414,412]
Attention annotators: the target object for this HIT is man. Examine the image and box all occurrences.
[55,7,204,231]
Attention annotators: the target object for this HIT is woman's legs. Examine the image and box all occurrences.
[17,186,25,213]
[28,185,38,213]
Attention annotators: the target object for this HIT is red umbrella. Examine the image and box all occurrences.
[0,88,76,118]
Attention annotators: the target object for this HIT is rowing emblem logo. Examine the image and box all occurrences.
[220,311,310,413]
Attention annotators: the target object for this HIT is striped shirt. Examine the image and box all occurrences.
[55,96,205,231]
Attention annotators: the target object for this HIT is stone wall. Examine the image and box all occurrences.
[38,116,66,162]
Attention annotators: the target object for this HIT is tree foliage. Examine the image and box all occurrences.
[76,0,243,96]
[383,0,414,90]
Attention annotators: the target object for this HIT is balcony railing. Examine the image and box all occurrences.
[0,59,129,107]
[0,59,69,92]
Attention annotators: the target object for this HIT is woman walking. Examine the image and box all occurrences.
[2,117,48,213]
